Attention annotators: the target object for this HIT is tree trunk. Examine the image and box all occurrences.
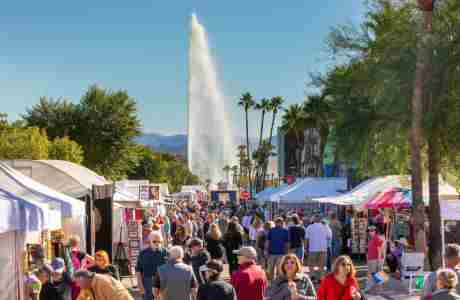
[263,111,277,190]
[410,10,432,253]
[428,133,442,269]
[245,108,253,199]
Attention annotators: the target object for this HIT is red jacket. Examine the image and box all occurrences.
[231,262,267,300]
[317,273,359,300]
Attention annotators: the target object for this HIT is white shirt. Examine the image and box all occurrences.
[305,222,332,252]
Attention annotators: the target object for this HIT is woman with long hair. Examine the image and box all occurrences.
[206,223,225,260]
[317,255,362,300]
[265,254,316,300]
[87,250,120,280]
[224,221,244,274]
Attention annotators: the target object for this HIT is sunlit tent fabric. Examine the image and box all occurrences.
[267,179,308,203]
[365,188,413,210]
[255,185,289,202]
[0,162,86,246]
[0,173,68,300]
[2,160,136,201]
[313,175,458,207]
[271,177,347,204]
[312,176,407,207]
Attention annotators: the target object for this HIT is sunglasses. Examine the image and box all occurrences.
[152,241,162,244]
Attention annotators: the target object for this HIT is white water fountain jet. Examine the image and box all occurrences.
[188,14,235,182]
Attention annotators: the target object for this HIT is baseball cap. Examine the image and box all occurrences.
[233,246,257,259]
[50,258,65,273]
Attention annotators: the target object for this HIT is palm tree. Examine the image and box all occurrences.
[262,96,284,187]
[302,95,333,176]
[255,98,272,148]
[254,98,272,191]
[238,92,255,198]
[231,165,239,185]
[268,96,284,147]
[222,165,231,183]
[281,104,306,176]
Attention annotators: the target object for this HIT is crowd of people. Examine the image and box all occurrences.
[24,198,460,300]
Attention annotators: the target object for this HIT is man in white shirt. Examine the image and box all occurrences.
[305,215,332,280]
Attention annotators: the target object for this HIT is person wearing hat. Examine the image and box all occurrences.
[197,260,236,300]
[231,246,267,300]
[39,257,73,300]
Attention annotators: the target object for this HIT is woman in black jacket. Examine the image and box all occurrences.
[198,260,236,300]
[205,224,225,260]
[224,221,244,275]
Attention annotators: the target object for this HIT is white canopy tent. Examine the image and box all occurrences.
[276,177,347,203]
[0,162,85,300]
[0,162,86,240]
[0,194,54,300]
[2,160,136,201]
[265,178,347,204]
[313,175,458,207]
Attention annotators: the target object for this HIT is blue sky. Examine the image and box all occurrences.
[0,1,365,139]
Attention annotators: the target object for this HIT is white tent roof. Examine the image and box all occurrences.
[181,185,206,193]
[269,177,347,203]
[313,175,458,207]
[255,185,289,202]
[2,160,137,202]
[0,162,85,218]
[0,192,56,234]
[2,160,109,198]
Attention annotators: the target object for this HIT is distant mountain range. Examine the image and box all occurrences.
[135,133,188,156]
[135,133,278,156]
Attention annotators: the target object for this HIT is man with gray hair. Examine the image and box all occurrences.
[154,245,198,300]
[136,231,168,300]
[424,243,460,298]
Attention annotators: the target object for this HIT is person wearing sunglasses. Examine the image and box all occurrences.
[317,255,362,300]
[265,253,316,300]
[136,231,168,300]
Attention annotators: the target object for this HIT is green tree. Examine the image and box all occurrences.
[238,92,255,196]
[0,127,49,160]
[76,85,141,179]
[23,97,79,139]
[302,95,334,176]
[48,137,84,164]
[281,104,305,176]
[231,165,239,185]
[222,165,231,183]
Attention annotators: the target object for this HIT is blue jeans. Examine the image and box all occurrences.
[331,238,342,258]
[293,247,305,262]
[143,276,154,300]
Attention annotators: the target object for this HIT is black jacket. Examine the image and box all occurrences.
[184,249,211,285]
[198,280,236,300]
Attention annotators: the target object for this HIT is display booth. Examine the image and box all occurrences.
[441,200,460,266]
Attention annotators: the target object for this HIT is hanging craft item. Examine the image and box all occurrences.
[126,221,141,275]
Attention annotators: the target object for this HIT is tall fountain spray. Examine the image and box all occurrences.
[188,14,235,182]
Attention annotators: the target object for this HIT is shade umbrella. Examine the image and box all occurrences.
[365,188,412,210]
